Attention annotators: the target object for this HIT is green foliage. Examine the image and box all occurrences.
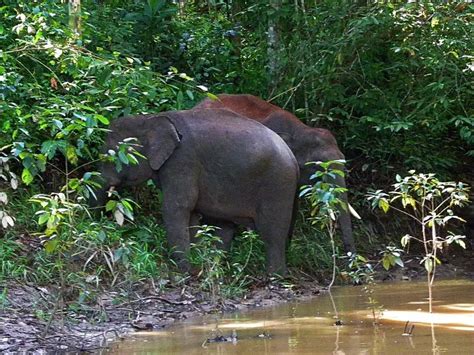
[343,253,374,285]
[1,208,170,286]
[228,230,265,277]
[262,2,473,174]
[368,171,470,257]
[368,171,470,311]
[290,161,343,277]
[84,0,179,71]
[0,151,18,229]
[299,160,349,224]
[0,0,472,303]
[343,252,383,325]
[189,227,265,302]
[189,225,227,304]
[175,13,254,93]
[299,160,357,285]
[287,219,334,275]
[380,245,404,271]
[0,1,207,291]
[0,1,201,187]
[0,238,28,281]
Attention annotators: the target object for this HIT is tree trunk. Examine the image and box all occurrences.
[178,0,185,16]
[68,0,81,38]
[268,0,281,92]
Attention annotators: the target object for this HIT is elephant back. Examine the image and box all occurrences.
[171,108,299,175]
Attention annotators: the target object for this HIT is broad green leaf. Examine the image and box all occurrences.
[379,198,390,213]
[95,114,110,125]
[206,92,219,101]
[41,140,59,159]
[118,151,129,164]
[127,154,138,165]
[66,146,78,165]
[114,209,124,226]
[424,258,433,273]
[98,230,106,242]
[121,204,134,220]
[105,200,116,212]
[456,239,466,249]
[44,239,59,254]
[121,199,133,211]
[395,257,404,267]
[401,234,410,247]
[38,213,49,225]
[21,168,34,185]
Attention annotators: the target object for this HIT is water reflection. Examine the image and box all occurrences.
[107,280,474,354]
[382,309,474,330]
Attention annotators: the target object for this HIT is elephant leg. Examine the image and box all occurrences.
[188,212,202,244]
[161,190,198,272]
[214,221,236,251]
[199,217,236,251]
[162,208,193,272]
[255,213,290,275]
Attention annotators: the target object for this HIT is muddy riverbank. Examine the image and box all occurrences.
[1,255,473,353]
[0,277,322,353]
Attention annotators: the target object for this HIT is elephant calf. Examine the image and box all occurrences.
[94,109,299,274]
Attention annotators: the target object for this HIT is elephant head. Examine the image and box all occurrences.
[90,115,181,207]
[265,111,355,253]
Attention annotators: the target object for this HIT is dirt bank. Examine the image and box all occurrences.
[1,249,473,354]
[0,277,322,353]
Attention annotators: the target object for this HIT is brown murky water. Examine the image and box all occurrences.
[108,279,474,354]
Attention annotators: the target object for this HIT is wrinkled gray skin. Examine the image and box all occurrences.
[195,94,355,253]
[92,109,299,274]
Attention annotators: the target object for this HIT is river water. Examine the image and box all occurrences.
[108,279,474,354]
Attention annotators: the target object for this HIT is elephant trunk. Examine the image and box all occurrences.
[334,173,355,254]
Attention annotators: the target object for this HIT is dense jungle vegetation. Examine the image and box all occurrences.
[0,0,472,304]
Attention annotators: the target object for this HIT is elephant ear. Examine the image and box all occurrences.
[145,116,181,170]
[263,111,294,144]
[263,112,285,131]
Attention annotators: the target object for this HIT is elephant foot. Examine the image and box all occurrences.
[173,253,192,274]
[267,265,288,278]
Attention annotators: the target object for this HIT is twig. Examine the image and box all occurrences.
[41,293,62,339]
[112,295,188,308]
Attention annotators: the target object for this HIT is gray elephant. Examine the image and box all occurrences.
[92,109,299,274]
[195,94,355,253]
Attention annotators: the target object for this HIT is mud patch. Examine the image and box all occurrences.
[0,279,321,353]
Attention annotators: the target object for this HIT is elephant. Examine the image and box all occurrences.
[195,94,355,253]
[92,108,299,274]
